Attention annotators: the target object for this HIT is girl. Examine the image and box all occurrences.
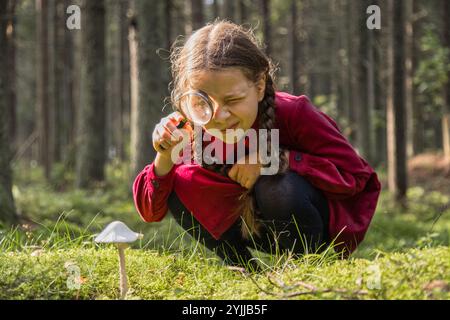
[133,21,381,271]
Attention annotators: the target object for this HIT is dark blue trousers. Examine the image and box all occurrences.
[167,170,330,269]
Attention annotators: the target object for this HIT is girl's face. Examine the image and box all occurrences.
[188,67,266,143]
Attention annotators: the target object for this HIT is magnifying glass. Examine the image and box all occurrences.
[159,90,213,151]
[178,90,214,126]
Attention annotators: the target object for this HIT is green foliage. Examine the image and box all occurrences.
[2,161,450,299]
[414,23,450,116]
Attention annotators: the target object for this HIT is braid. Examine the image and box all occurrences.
[237,74,289,239]
[188,75,289,240]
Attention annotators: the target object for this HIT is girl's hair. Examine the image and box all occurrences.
[169,20,289,239]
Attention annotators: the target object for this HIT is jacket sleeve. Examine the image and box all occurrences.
[132,162,178,222]
[287,96,373,200]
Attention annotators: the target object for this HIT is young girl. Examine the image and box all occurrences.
[133,21,381,271]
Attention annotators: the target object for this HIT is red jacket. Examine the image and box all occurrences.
[133,92,381,254]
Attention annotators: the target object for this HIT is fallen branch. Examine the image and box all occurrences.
[227,266,368,299]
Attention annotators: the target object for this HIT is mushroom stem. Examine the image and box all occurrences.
[117,243,128,299]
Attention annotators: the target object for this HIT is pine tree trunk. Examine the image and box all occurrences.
[239,0,247,23]
[387,0,408,203]
[442,0,450,165]
[6,0,16,151]
[76,0,106,188]
[174,0,187,37]
[191,0,204,30]
[36,0,52,179]
[261,0,271,56]
[367,14,376,164]
[130,0,163,178]
[373,0,387,166]
[405,0,415,158]
[62,0,76,166]
[355,0,372,162]
[212,0,220,19]
[336,0,350,126]
[290,0,300,95]
[117,0,129,161]
[0,0,18,225]
[165,0,172,50]
[224,0,236,22]
[411,0,423,155]
[346,0,357,144]
[52,0,65,163]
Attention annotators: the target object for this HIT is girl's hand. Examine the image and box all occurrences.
[152,111,188,162]
[227,152,262,189]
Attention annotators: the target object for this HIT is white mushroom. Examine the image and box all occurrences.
[94,221,143,299]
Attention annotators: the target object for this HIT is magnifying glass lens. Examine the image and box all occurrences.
[182,94,212,125]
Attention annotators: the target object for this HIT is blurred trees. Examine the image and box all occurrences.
[0,0,18,224]
[129,0,164,178]
[442,0,450,164]
[387,0,407,203]
[36,0,51,179]
[0,0,448,214]
[75,0,107,188]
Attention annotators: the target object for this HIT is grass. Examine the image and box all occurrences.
[1,245,448,299]
[0,161,449,299]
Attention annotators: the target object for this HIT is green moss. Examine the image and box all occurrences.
[0,246,448,299]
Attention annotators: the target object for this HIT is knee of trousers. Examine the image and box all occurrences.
[254,170,318,221]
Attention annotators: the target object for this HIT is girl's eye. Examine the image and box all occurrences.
[227,98,242,104]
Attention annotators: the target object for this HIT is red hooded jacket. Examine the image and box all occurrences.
[133,92,382,254]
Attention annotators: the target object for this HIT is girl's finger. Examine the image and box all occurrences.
[228,164,238,181]
[237,169,244,185]
[163,120,183,142]
[159,140,171,150]
[156,125,174,145]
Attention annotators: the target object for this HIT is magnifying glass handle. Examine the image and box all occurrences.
[159,118,189,151]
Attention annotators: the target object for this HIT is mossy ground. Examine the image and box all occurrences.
[1,161,449,299]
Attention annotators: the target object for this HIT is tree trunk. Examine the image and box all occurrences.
[212,0,220,19]
[405,0,415,159]
[76,0,106,188]
[6,0,16,151]
[239,0,247,23]
[110,0,130,162]
[0,0,18,225]
[442,0,450,165]
[346,0,357,144]
[36,0,52,179]
[174,0,187,37]
[336,0,350,127]
[373,0,387,166]
[355,0,372,162]
[411,0,423,155]
[130,0,163,179]
[191,0,204,31]
[260,0,271,56]
[224,0,236,22]
[290,0,300,95]
[165,0,172,50]
[52,0,64,163]
[62,0,76,167]
[387,0,408,204]
[367,9,377,165]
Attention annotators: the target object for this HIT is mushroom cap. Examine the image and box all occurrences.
[94,221,143,243]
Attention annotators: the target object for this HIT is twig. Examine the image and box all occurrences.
[229,267,368,298]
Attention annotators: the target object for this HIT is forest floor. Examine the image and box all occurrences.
[0,154,449,300]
